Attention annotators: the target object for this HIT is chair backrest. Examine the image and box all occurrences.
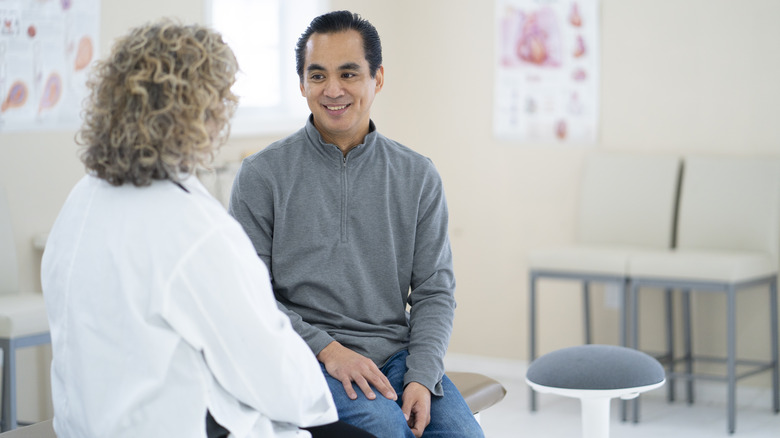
[0,186,20,295]
[577,152,681,249]
[676,155,780,258]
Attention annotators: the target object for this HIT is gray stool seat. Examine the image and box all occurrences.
[527,345,665,438]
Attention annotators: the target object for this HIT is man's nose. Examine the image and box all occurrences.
[323,78,344,98]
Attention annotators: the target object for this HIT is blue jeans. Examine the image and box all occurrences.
[321,350,484,438]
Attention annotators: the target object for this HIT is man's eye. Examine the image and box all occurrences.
[310,74,325,81]
[342,73,356,79]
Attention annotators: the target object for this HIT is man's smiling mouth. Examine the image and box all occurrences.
[325,104,349,111]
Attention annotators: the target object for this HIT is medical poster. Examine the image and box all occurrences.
[494,0,599,143]
[0,0,99,132]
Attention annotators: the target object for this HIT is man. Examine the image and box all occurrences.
[229,10,483,438]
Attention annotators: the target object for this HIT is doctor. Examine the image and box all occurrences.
[41,19,373,438]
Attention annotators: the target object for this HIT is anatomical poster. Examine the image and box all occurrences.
[494,0,599,144]
[0,0,99,132]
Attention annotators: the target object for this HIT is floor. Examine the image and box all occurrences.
[444,354,780,437]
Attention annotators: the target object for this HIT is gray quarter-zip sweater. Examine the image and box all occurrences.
[228,118,455,395]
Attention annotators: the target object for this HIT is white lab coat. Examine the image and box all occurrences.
[41,174,337,438]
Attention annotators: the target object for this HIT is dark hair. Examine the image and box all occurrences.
[295,10,382,81]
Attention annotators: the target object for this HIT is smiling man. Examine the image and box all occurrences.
[228,10,483,438]
[300,29,380,153]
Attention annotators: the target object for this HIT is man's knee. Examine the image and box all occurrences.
[425,411,484,438]
[334,398,414,438]
[452,417,485,438]
[358,410,415,438]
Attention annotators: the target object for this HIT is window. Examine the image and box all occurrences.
[204,0,327,136]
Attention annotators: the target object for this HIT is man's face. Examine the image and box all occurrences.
[300,30,383,146]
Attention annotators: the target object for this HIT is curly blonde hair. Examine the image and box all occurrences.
[78,19,239,186]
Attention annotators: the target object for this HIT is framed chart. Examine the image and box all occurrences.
[0,0,99,132]
[494,0,599,144]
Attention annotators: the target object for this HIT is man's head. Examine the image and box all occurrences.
[78,19,238,186]
[296,10,382,82]
[296,11,384,151]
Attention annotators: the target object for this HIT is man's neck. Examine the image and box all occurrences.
[317,128,369,156]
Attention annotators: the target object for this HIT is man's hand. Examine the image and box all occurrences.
[401,382,431,437]
[317,341,397,401]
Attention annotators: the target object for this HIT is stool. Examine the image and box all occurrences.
[448,371,507,422]
[526,344,665,438]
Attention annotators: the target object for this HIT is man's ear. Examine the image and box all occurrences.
[374,65,384,92]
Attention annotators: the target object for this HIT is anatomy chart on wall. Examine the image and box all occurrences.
[494,0,599,144]
[0,0,99,132]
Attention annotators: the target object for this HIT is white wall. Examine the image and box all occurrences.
[2,0,780,421]
[330,0,780,362]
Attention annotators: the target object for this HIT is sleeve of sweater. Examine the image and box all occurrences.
[404,160,457,397]
[228,159,336,355]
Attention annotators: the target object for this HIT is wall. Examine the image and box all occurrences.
[330,0,780,363]
[2,0,779,421]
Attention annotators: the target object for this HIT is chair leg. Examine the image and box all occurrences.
[770,277,779,414]
[727,285,737,434]
[583,281,591,345]
[1,338,18,432]
[581,397,611,438]
[620,279,629,349]
[619,280,633,423]
[529,272,538,412]
[682,289,694,405]
[665,288,675,403]
[619,280,630,422]
[630,281,640,423]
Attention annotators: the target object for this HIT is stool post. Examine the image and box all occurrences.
[581,397,610,438]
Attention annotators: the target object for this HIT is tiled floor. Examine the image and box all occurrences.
[444,354,780,437]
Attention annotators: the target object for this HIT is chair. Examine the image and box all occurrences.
[628,155,780,434]
[0,419,54,438]
[0,188,51,432]
[528,152,681,411]
[526,344,665,438]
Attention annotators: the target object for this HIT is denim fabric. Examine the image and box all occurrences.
[321,350,484,438]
